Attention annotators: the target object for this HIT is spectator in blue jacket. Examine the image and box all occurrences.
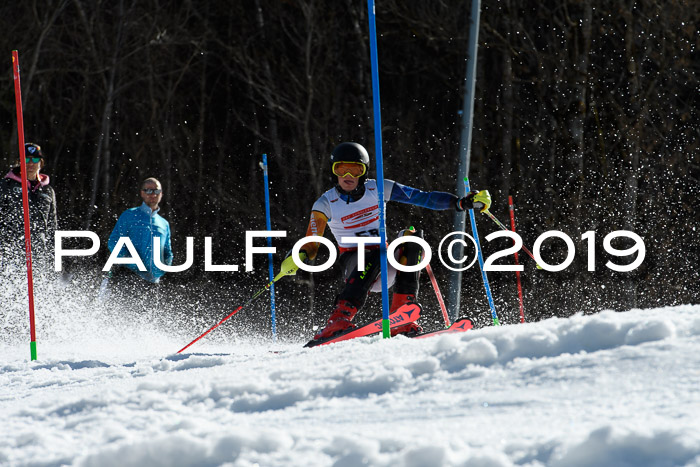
[106,178,173,304]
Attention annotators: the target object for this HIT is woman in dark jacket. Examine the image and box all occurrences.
[0,142,57,270]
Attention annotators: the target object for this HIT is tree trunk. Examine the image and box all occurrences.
[499,2,514,200]
[621,1,640,308]
[84,0,123,230]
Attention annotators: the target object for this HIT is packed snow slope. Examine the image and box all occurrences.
[2,304,700,466]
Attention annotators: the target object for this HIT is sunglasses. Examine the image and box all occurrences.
[25,157,42,164]
[332,161,366,178]
[142,188,162,195]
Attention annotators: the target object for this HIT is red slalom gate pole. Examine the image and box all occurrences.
[12,51,38,360]
[509,196,525,323]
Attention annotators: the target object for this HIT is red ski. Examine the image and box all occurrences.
[412,318,473,339]
[304,303,422,348]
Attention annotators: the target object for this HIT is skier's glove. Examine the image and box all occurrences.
[279,250,309,277]
[456,190,492,213]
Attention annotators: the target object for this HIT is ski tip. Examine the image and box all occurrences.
[412,317,474,339]
[304,335,330,348]
[303,326,356,348]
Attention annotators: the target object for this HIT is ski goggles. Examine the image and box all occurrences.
[332,161,366,178]
[142,188,162,195]
[25,157,42,163]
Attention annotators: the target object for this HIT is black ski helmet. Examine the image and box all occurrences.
[330,142,370,185]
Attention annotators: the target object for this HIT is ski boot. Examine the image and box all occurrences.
[314,299,359,340]
[389,293,423,337]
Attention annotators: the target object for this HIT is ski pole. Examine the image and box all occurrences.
[426,263,450,327]
[509,196,525,323]
[177,281,272,354]
[177,268,291,354]
[465,178,500,326]
[481,209,542,269]
[177,248,302,354]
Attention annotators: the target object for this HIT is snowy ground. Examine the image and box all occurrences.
[2,299,700,466]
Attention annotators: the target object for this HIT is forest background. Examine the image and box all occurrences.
[1,1,698,334]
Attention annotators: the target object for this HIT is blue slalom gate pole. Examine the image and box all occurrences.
[464,178,500,326]
[367,0,391,338]
[262,154,277,340]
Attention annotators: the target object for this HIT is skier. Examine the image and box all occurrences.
[280,142,491,341]
[0,142,58,272]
